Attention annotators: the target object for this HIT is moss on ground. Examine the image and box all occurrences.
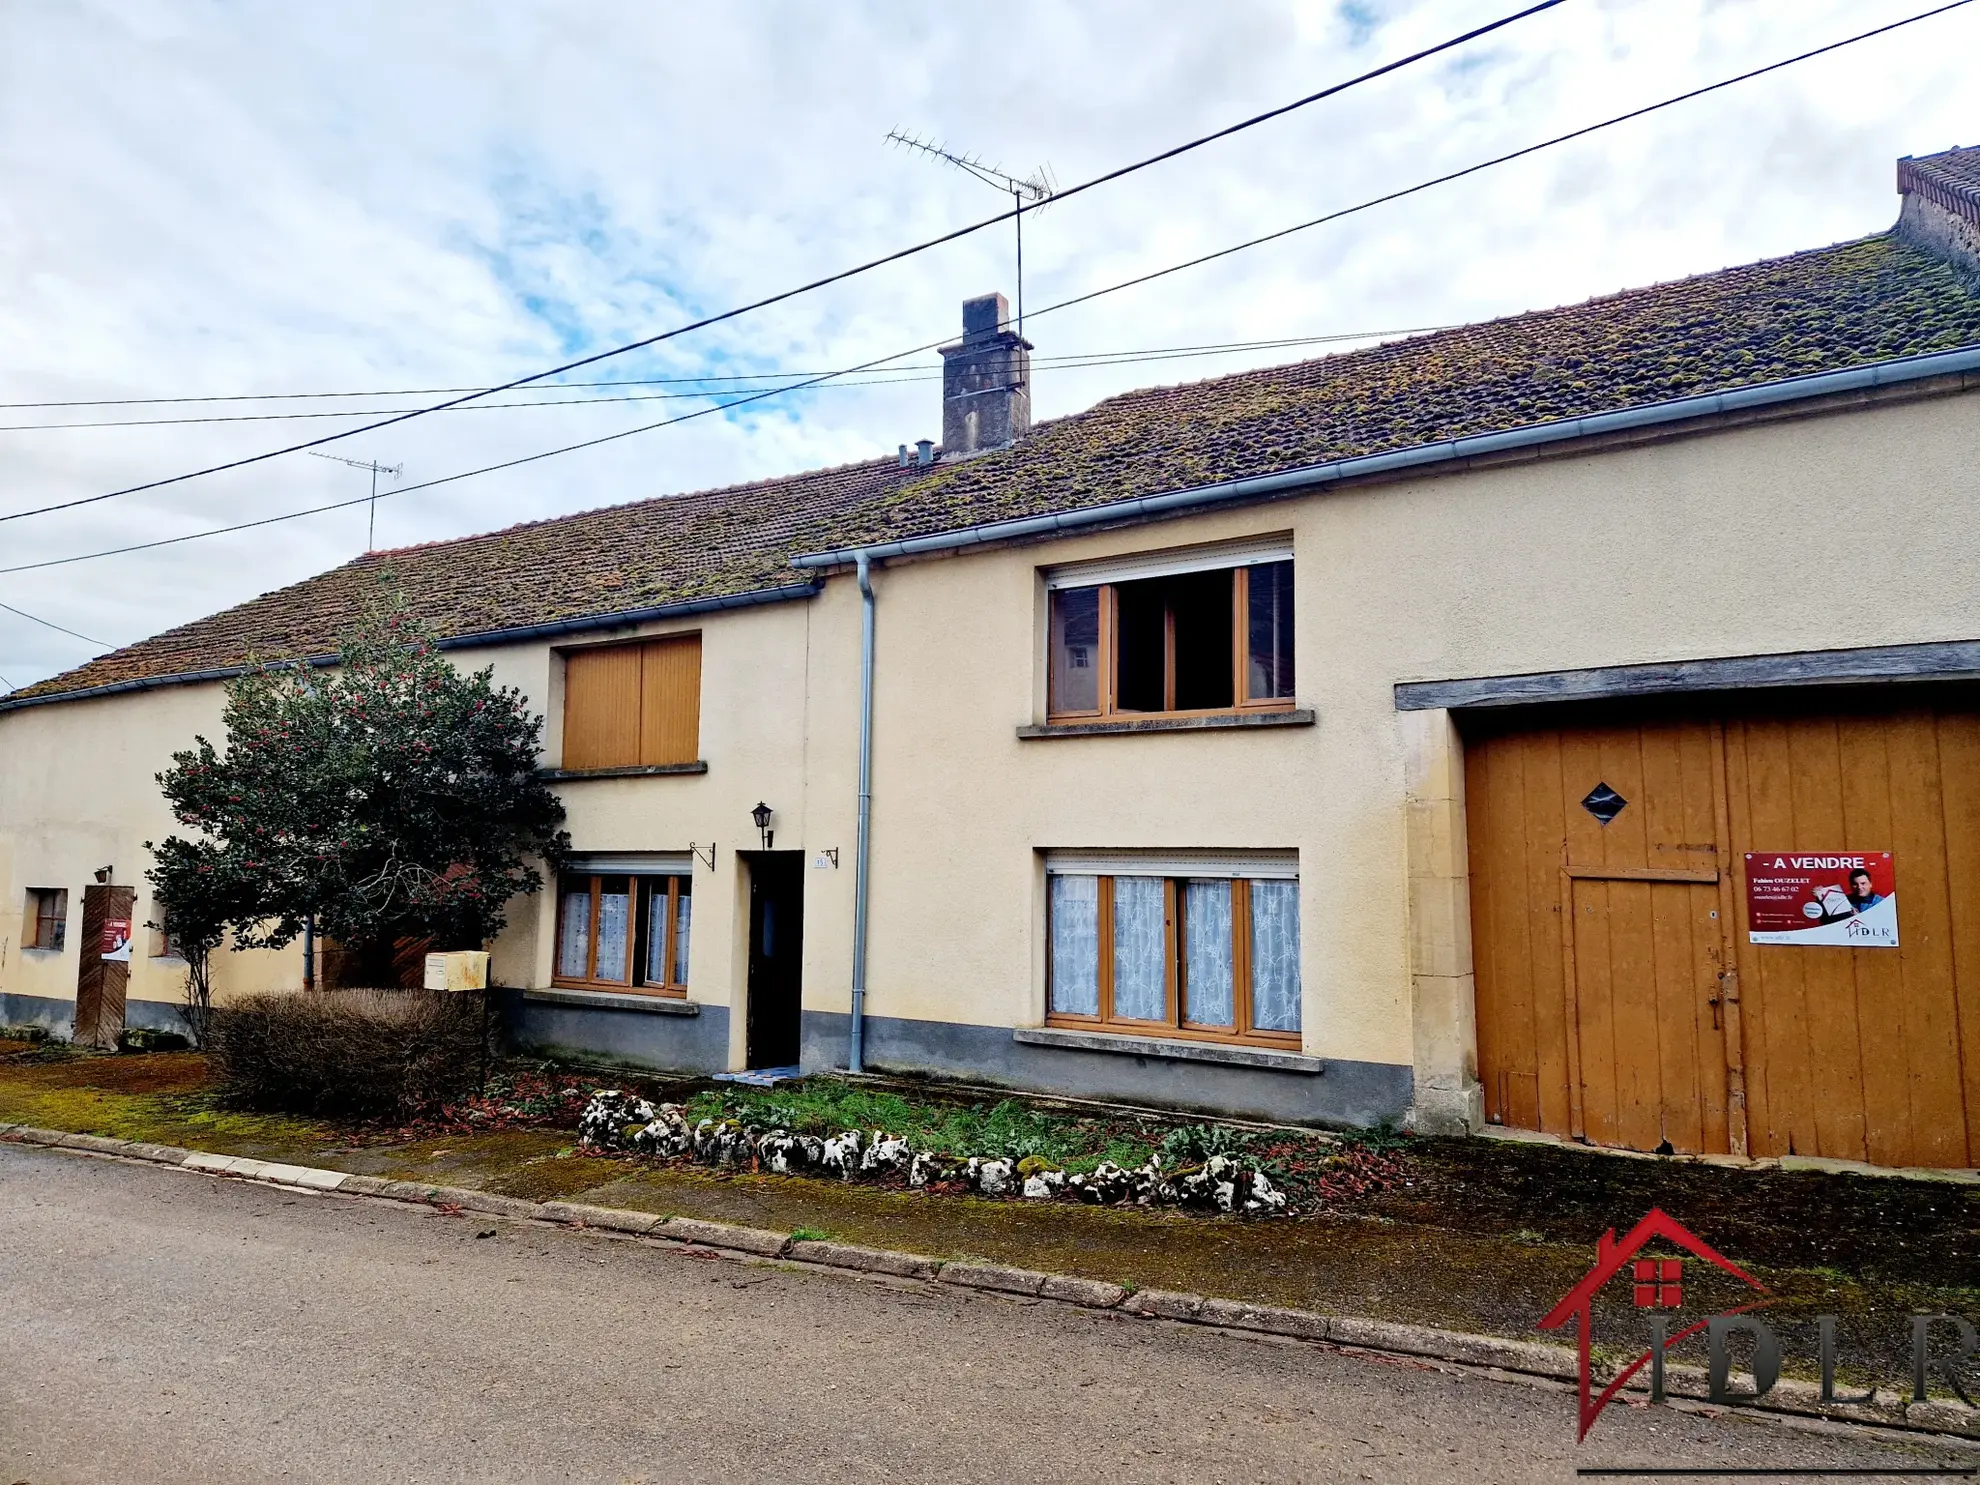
[0,1045,332,1157]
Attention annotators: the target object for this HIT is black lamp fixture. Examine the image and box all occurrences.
[93,865,113,884]
[751,801,774,851]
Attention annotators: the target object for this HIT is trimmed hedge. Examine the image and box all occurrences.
[208,988,485,1118]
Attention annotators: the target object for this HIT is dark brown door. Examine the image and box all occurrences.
[74,884,136,1049]
[745,853,805,1070]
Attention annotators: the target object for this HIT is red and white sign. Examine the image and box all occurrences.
[1744,852,1897,948]
[100,917,133,963]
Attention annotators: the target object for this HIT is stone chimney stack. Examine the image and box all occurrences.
[939,292,1031,458]
[1896,146,1980,285]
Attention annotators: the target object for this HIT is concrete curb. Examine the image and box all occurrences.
[4,1121,1973,1441]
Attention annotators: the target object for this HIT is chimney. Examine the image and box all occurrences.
[1896,146,1980,285]
[938,292,1031,458]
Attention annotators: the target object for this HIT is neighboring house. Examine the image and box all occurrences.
[5,146,1980,1165]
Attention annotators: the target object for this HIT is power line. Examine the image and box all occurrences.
[0,328,1456,433]
[0,329,1455,410]
[0,598,111,649]
[2,0,1965,581]
[0,0,1568,527]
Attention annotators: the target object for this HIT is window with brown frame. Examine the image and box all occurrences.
[561,633,702,770]
[1048,559,1294,721]
[26,888,67,952]
[554,872,691,995]
[1046,870,1301,1047]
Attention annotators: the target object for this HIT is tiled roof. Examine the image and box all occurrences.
[1901,144,1980,228]
[11,231,1980,706]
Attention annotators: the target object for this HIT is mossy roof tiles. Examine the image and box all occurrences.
[12,230,1980,706]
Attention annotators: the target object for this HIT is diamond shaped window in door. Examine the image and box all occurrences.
[1581,782,1628,826]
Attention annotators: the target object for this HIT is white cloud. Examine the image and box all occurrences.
[1,0,1973,688]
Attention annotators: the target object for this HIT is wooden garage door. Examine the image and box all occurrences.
[1465,692,1980,1169]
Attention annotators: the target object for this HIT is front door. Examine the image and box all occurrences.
[745,852,805,1070]
[74,884,136,1049]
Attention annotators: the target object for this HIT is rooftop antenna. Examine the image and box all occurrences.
[307,450,403,551]
[885,131,1056,340]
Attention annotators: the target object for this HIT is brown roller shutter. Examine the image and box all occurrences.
[638,634,701,766]
[562,643,643,769]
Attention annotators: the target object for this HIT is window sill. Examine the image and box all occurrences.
[1017,709,1314,740]
[525,987,701,1016]
[1014,1025,1322,1073]
[540,761,708,780]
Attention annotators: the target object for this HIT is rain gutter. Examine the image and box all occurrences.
[849,552,876,1074]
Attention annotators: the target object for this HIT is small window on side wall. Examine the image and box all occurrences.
[1047,559,1294,720]
[1047,867,1300,1047]
[26,888,68,951]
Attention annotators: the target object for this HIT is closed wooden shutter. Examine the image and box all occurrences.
[562,644,643,769]
[639,634,701,766]
[562,635,701,769]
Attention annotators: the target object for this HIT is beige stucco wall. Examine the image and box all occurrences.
[844,383,1980,1082]
[4,381,1977,1105]
[0,682,304,1016]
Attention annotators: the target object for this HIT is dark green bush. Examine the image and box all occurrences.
[208,988,485,1118]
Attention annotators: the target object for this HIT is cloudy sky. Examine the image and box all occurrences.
[1,0,1973,691]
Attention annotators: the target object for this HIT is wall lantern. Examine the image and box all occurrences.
[93,865,114,884]
[751,802,775,851]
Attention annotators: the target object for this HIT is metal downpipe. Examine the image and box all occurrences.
[850,550,876,1074]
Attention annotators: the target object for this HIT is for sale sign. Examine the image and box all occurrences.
[1744,853,1897,948]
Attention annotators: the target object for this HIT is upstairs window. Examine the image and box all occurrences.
[26,888,67,951]
[1048,550,1293,721]
[561,634,702,770]
[555,871,691,995]
[1046,858,1300,1048]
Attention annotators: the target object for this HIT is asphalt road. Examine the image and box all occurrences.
[1,1142,1972,1484]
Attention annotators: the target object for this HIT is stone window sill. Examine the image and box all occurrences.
[1013,1025,1323,1073]
[539,761,708,781]
[1016,710,1314,740]
[522,987,702,1016]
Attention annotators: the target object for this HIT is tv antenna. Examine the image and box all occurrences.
[307,450,403,551]
[885,131,1056,339]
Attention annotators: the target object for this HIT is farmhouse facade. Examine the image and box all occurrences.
[6,146,1980,1163]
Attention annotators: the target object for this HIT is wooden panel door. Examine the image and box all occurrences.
[1568,877,1729,1154]
[1723,699,1980,1167]
[1467,711,1735,1155]
[73,884,135,1049]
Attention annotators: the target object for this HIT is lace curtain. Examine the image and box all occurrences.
[673,887,693,985]
[1049,875,1100,1015]
[595,887,631,983]
[1111,876,1166,1020]
[1182,879,1235,1027]
[1249,879,1301,1031]
[557,890,591,979]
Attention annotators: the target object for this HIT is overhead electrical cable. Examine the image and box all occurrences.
[0,327,1455,413]
[0,598,111,649]
[0,0,1568,526]
[0,328,1459,432]
[1,0,1967,579]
